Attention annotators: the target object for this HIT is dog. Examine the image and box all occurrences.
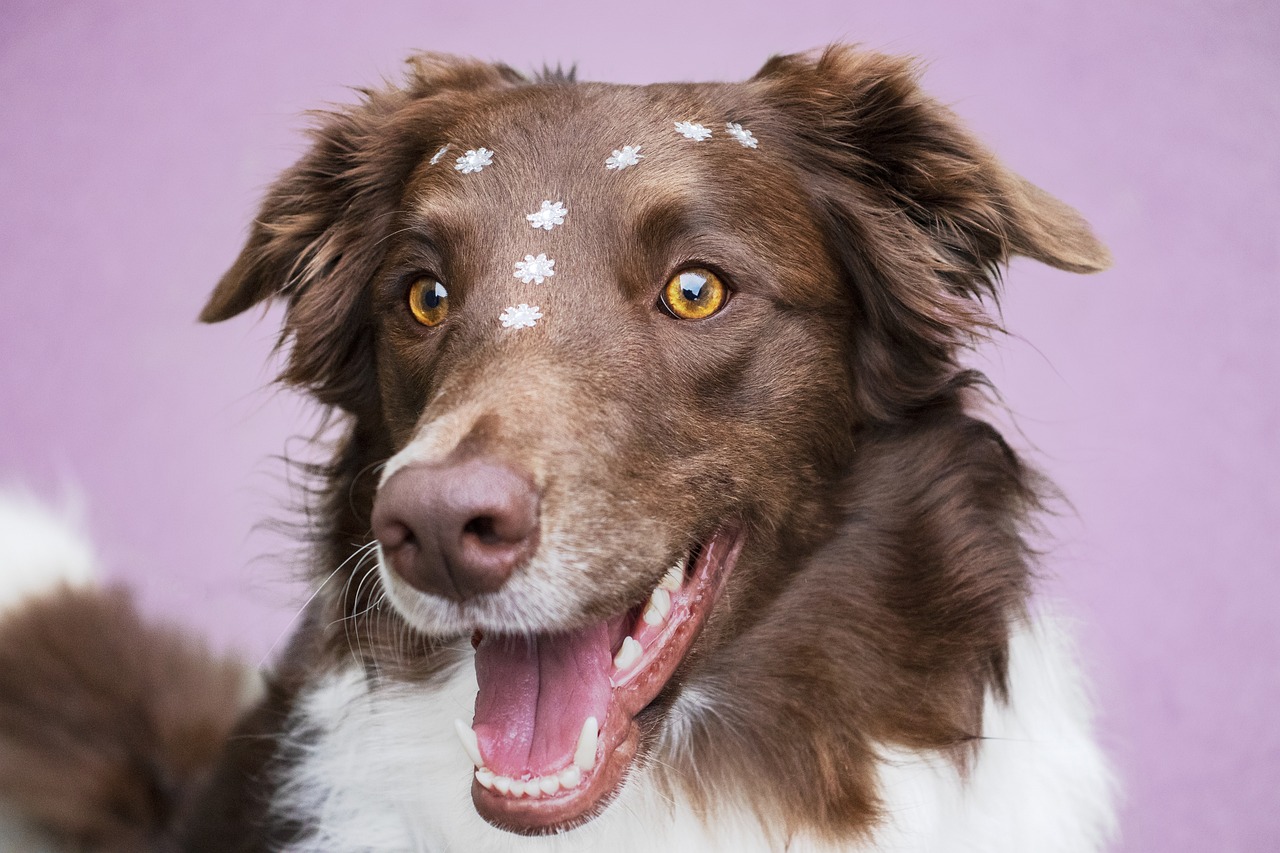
[0,45,1115,851]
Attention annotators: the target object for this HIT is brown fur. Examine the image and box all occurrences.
[1,45,1108,850]
[0,586,255,851]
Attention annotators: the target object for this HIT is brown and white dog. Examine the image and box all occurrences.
[0,46,1115,852]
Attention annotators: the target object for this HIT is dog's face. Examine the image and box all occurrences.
[204,48,1107,837]
[368,80,853,638]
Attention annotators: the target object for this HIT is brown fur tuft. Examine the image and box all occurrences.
[0,586,257,851]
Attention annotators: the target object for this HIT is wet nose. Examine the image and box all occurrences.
[371,458,540,600]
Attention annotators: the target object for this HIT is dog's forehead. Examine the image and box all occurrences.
[439,83,758,174]
[396,81,836,324]
[406,82,791,245]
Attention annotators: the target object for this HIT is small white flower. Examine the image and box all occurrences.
[500,304,543,329]
[429,145,449,165]
[455,147,494,173]
[725,122,758,149]
[527,200,568,231]
[514,253,556,284]
[605,145,643,170]
[674,121,712,141]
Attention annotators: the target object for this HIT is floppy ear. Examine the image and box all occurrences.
[202,54,524,410]
[752,46,1110,418]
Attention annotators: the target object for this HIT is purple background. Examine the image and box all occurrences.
[1,1,1276,850]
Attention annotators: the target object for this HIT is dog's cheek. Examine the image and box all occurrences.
[372,321,448,446]
[676,310,854,529]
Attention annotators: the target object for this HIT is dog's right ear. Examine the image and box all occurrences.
[201,54,523,408]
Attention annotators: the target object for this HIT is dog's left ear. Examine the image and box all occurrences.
[754,46,1110,280]
[752,46,1109,416]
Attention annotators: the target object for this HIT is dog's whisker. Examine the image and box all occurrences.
[257,540,378,668]
[339,550,382,664]
[347,458,389,518]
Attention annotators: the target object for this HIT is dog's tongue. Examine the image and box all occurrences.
[472,622,615,776]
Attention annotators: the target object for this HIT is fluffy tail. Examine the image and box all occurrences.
[0,491,260,851]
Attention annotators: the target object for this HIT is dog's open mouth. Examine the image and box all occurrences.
[455,525,744,833]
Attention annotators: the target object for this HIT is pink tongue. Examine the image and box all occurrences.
[472,622,616,776]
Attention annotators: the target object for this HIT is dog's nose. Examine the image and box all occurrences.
[371,459,540,600]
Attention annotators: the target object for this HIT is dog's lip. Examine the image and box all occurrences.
[469,525,746,834]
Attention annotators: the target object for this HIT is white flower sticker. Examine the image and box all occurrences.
[455,147,494,173]
[514,253,556,284]
[501,304,543,329]
[527,200,568,231]
[429,145,449,165]
[725,123,758,149]
[674,121,712,141]
[605,145,643,170]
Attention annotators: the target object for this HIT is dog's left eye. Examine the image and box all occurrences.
[661,268,728,320]
[408,278,449,327]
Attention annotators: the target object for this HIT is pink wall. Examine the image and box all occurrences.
[1,1,1276,850]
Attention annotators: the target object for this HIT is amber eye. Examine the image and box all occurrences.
[408,278,448,327]
[661,268,728,320]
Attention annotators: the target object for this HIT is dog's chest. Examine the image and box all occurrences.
[272,612,1113,853]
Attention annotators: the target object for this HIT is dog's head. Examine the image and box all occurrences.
[204,47,1107,836]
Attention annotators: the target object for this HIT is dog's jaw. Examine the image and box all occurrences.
[437,526,745,834]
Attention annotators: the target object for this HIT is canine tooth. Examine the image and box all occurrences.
[454,719,484,768]
[559,765,582,789]
[613,636,643,670]
[643,587,671,625]
[539,775,561,796]
[475,768,495,790]
[660,562,684,591]
[509,779,526,798]
[574,717,599,772]
[493,775,512,795]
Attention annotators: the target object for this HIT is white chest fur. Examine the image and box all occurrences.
[275,608,1115,853]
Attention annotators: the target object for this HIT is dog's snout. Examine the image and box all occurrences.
[372,459,540,600]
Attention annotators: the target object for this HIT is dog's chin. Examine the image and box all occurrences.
[380,525,744,835]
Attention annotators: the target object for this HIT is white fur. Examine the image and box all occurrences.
[276,607,1115,852]
[0,488,96,613]
[867,607,1117,852]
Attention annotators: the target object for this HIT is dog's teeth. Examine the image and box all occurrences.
[660,562,684,591]
[453,718,484,768]
[486,768,579,799]
[643,587,671,625]
[559,765,582,789]
[613,636,643,671]
[574,716,599,772]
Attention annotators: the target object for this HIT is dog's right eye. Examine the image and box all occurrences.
[408,278,449,327]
